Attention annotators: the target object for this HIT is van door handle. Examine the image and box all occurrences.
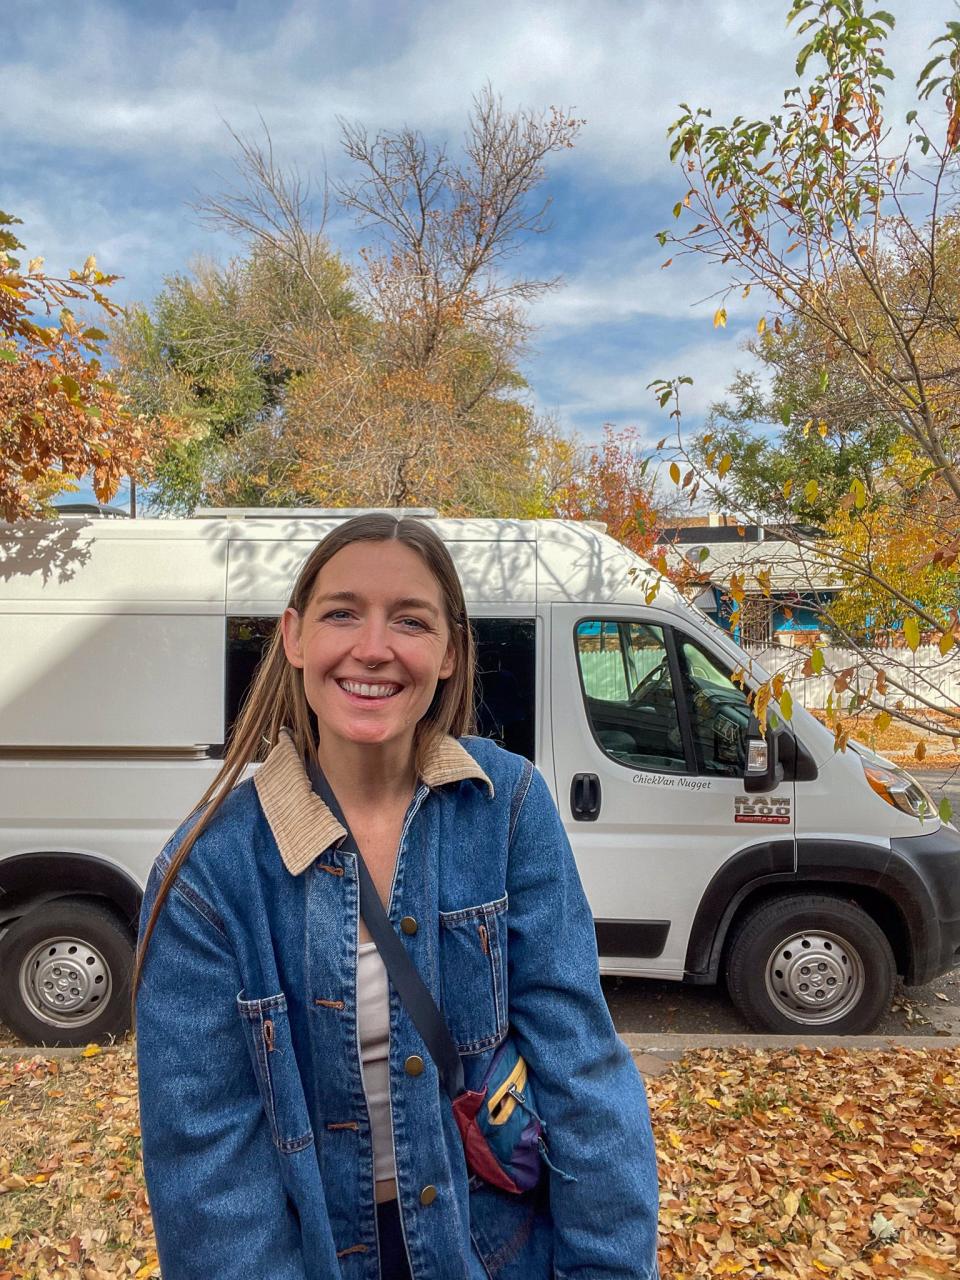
[571,773,601,821]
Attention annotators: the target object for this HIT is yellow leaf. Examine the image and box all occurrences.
[714,307,727,328]
[804,479,819,504]
[136,1259,160,1279]
[668,1130,682,1150]
[939,631,955,656]
[757,316,766,334]
[669,461,681,485]
[915,740,927,763]
[904,615,920,652]
[874,710,892,733]
[782,477,793,499]
[704,1097,723,1109]
[0,1236,13,1249]
[817,418,828,438]
[802,418,813,438]
[780,688,793,719]
[81,1043,102,1058]
[912,1141,925,1153]
[718,453,733,478]
[812,1263,832,1273]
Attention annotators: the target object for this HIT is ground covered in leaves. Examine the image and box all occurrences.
[0,1044,957,1278]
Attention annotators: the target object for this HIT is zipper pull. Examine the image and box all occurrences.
[478,923,489,956]
[263,1018,275,1052]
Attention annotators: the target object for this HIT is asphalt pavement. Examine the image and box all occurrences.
[605,767,960,1040]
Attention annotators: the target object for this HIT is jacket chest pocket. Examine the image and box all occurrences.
[438,895,508,1055]
[237,991,314,1154]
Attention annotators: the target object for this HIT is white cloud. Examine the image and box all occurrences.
[3,1,945,179]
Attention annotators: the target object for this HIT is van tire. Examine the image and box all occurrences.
[0,898,133,1047]
[725,893,896,1035]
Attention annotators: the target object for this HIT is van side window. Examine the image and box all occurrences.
[225,616,537,764]
[574,621,687,773]
[677,636,749,777]
[472,617,536,762]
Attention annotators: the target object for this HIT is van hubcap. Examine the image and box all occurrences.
[764,928,865,1025]
[19,937,111,1030]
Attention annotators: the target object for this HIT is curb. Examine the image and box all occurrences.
[4,1031,960,1064]
[624,1029,960,1059]
[0,1041,133,1060]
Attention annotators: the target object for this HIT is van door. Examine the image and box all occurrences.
[550,605,796,977]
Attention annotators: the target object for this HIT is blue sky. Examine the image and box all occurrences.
[2,0,943,509]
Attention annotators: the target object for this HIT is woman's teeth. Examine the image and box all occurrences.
[337,680,401,699]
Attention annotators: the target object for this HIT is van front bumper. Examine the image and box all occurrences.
[893,824,960,986]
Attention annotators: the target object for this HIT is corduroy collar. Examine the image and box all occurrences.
[253,729,494,877]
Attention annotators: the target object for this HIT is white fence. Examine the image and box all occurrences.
[745,644,960,711]
[577,649,663,701]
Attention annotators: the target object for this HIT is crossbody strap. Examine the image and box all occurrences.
[305,756,464,1099]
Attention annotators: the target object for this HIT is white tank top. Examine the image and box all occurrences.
[357,941,397,1182]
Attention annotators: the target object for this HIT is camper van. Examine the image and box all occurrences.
[1,510,958,1046]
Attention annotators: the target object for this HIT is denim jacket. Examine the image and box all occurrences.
[136,731,660,1280]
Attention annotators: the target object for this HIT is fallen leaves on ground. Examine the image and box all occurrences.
[650,1045,960,1279]
[0,1044,957,1278]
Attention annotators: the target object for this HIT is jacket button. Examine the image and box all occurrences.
[419,1185,438,1206]
[404,1055,425,1077]
[400,916,418,935]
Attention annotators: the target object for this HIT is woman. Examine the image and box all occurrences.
[134,513,660,1280]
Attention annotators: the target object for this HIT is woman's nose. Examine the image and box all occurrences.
[351,618,393,666]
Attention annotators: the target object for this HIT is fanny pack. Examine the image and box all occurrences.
[306,756,552,1195]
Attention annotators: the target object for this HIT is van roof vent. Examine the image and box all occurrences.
[192,507,439,520]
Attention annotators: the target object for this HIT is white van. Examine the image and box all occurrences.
[1,510,958,1045]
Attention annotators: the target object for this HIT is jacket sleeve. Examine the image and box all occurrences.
[135,854,311,1280]
[505,764,660,1280]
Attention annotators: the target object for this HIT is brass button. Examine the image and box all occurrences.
[400,916,418,936]
[419,1184,438,1206]
[404,1054,425,1077]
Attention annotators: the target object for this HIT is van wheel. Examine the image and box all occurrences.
[725,894,895,1035]
[0,898,134,1047]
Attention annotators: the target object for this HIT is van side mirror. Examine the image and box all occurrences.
[743,715,784,793]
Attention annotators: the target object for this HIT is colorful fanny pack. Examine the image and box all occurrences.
[306,756,559,1195]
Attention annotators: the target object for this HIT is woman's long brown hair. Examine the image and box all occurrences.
[131,514,476,1019]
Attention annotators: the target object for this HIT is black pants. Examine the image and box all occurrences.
[377,1198,412,1280]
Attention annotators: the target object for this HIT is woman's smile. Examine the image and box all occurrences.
[335,677,404,702]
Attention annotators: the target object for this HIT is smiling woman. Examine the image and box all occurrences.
[131,513,660,1280]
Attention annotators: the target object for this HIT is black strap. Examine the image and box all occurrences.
[306,756,464,1099]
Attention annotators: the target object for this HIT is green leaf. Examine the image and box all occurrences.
[780,402,792,427]
[780,688,793,719]
[811,647,825,675]
[0,347,17,363]
[904,615,921,652]
[939,796,954,824]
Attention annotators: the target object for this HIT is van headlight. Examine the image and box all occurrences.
[852,742,935,819]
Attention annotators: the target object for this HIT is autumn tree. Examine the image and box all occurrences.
[656,0,960,749]
[0,211,163,520]
[121,89,583,516]
[534,423,663,555]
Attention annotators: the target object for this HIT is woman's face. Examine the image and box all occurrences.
[281,539,456,755]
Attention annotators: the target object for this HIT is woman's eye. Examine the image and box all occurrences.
[323,609,354,622]
[398,617,428,631]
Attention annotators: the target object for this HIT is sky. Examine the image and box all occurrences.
[2,0,949,509]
